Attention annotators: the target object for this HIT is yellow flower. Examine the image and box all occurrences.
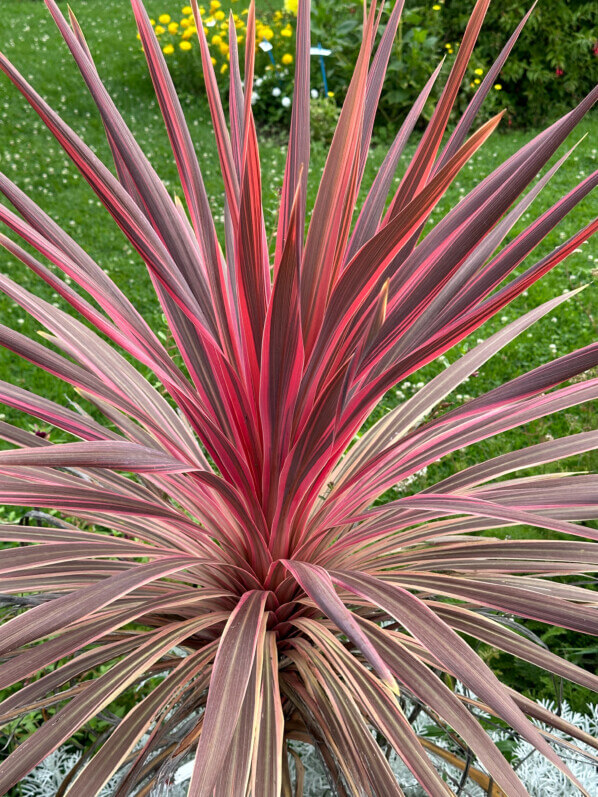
[494,83,502,90]
[237,34,244,44]
[163,44,175,54]
[219,42,229,55]
[432,3,441,9]
[210,0,221,8]
[181,5,192,13]
[155,25,165,34]
[284,0,298,15]
[136,32,141,40]
[447,47,453,54]
[220,62,228,73]
[281,25,292,37]
[281,53,293,65]
[474,78,480,84]
[180,40,192,50]
[168,22,179,33]
[158,13,171,24]
[474,68,483,76]
[327,90,335,97]
[150,18,156,25]
[182,27,195,38]
[181,18,190,28]
[262,26,274,40]
[214,10,225,20]
[273,10,282,21]
[211,56,217,65]
[211,34,222,45]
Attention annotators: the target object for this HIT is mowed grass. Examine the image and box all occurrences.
[0,0,596,495]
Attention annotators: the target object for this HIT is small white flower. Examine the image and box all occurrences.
[272,87,281,97]
[281,96,291,108]
[311,88,319,99]
[255,77,263,87]
[251,92,259,104]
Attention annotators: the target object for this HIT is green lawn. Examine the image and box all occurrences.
[0,0,596,486]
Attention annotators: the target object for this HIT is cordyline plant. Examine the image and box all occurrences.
[0,0,597,794]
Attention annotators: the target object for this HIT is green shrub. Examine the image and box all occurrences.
[308,94,340,142]
[146,0,597,131]
[443,0,598,127]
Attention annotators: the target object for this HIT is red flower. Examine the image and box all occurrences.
[555,67,564,77]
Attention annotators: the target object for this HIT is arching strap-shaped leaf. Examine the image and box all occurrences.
[356,617,529,796]
[426,429,598,495]
[282,560,397,693]
[260,180,304,524]
[44,0,220,337]
[358,0,406,177]
[507,689,598,756]
[191,0,240,220]
[213,650,262,797]
[0,590,227,699]
[296,111,504,436]
[67,641,218,796]
[187,590,268,797]
[432,603,598,693]
[0,615,214,794]
[0,440,197,473]
[250,632,285,797]
[275,0,310,270]
[346,58,444,262]
[0,556,197,656]
[0,379,122,443]
[330,288,580,492]
[293,617,454,796]
[331,569,589,795]
[290,638,405,796]
[0,541,171,576]
[130,0,238,365]
[300,2,377,355]
[389,571,598,637]
[0,636,141,726]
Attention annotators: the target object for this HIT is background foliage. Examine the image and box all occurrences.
[444,0,598,127]
[0,0,597,791]
[148,0,598,130]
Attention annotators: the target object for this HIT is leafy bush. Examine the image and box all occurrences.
[308,94,339,142]
[140,0,598,131]
[0,0,597,795]
[444,0,598,127]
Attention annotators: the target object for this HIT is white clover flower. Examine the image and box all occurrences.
[281,96,291,108]
[272,87,281,97]
[251,92,259,105]
[311,88,319,99]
